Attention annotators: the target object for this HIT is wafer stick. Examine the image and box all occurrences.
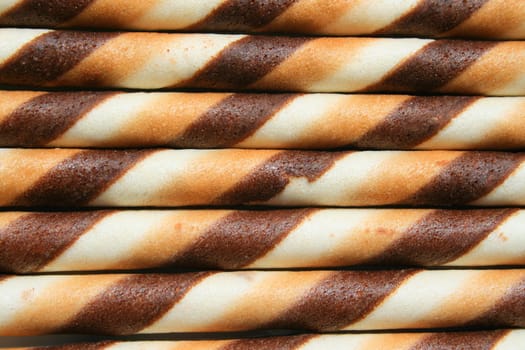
[0,0,523,39]
[0,149,524,207]
[6,331,525,350]
[1,29,524,95]
[0,270,524,335]
[2,91,525,150]
[1,209,523,273]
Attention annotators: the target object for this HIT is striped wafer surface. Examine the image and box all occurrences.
[2,91,525,150]
[0,149,524,207]
[1,30,524,95]
[1,209,523,273]
[0,270,524,335]
[0,0,523,39]
[6,331,525,350]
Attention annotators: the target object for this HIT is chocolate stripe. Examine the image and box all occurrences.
[191,0,298,31]
[354,96,478,149]
[169,209,313,269]
[12,150,152,207]
[410,330,508,350]
[377,0,489,36]
[0,0,95,27]
[464,277,525,328]
[401,152,524,206]
[32,341,115,350]
[0,30,118,87]
[0,92,114,146]
[184,36,310,90]
[59,273,211,335]
[222,334,314,350]
[366,40,496,93]
[172,93,297,148]
[364,209,517,266]
[215,151,343,205]
[0,211,111,273]
[265,270,417,331]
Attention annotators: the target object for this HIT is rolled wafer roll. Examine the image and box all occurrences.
[1,148,524,207]
[1,29,525,95]
[2,91,525,150]
[1,270,524,335]
[5,331,525,350]
[1,209,524,273]
[0,0,523,40]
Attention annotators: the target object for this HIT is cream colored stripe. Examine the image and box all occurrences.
[0,91,44,124]
[269,151,459,206]
[0,275,120,336]
[0,0,20,15]
[360,333,423,350]
[323,0,420,34]
[0,28,50,66]
[107,340,230,350]
[496,331,525,350]
[0,148,80,206]
[132,0,225,29]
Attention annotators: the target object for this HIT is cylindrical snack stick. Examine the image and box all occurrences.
[0,149,524,207]
[0,0,523,39]
[0,270,524,335]
[1,209,524,273]
[2,91,525,150]
[1,29,524,95]
[6,331,525,350]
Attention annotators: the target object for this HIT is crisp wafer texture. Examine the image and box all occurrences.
[1,270,524,335]
[1,29,525,95]
[0,0,524,39]
[2,91,525,149]
[1,209,523,273]
[5,331,525,349]
[0,148,524,207]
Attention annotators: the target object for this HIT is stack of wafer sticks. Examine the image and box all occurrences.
[0,1,524,349]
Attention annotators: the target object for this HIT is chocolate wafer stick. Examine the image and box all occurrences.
[2,91,524,150]
[0,149,523,207]
[1,209,523,273]
[6,331,525,350]
[0,270,524,335]
[0,0,523,39]
[0,30,524,95]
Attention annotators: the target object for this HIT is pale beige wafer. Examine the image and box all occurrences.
[0,29,524,95]
[0,270,524,335]
[1,209,523,273]
[1,91,524,150]
[0,0,523,39]
[0,149,523,207]
[5,331,525,350]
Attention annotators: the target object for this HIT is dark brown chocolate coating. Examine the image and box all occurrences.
[169,209,312,269]
[377,0,489,36]
[0,92,114,146]
[364,209,517,266]
[410,330,508,350]
[185,36,310,90]
[215,151,343,204]
[0,0,95,27]
[12,150,152,207]
[354,96,478,149]
[0,31,118,87]
[367,40,496,92]
[0,211,111,273]
[265,270,417,331]
[191,0,298,31]
[402,152,524,205]
[173,93,297,147]
[58,273,211,335]
[222,335,314,350]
